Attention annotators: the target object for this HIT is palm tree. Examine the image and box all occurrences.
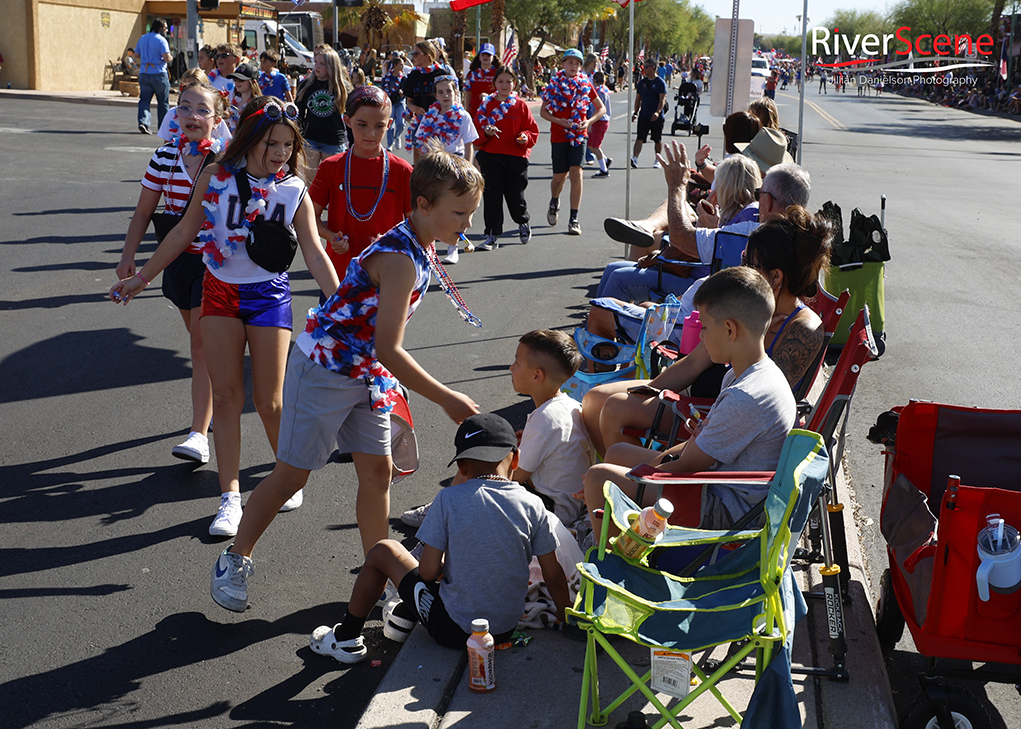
[327,0,424,53]
[490,0,506,57]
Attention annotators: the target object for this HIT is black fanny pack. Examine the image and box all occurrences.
[235,170,298,274]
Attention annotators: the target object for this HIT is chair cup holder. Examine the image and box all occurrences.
[612,511,661,561]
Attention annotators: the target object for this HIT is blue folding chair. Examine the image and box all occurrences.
[568,429,828,728]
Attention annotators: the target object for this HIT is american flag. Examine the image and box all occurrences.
[600,46,609,62]
[502,31,517,67]
[637,47,645,64]
[611,0,645,7]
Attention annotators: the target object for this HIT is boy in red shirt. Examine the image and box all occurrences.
[310,86,414,286]
[539,49,605,236]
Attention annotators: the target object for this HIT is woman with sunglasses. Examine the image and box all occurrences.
[296,47,352,177]
[401,40,449,162]
[110,97,341,537]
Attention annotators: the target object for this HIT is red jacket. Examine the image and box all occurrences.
[473,96,539,158]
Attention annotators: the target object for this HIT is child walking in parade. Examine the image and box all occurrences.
[540,49,605,236]
[464,43,499,120]
[588,70,612,178]
[226,63,261,134]
[110,96,341,538]
[415,75,479,263]
[380,55,406,150]
[157,68,232,143]
[473,67,538,251]
[310,85,413,298]
[258,50,293,102]
[208,142,485,613]
[296,48,351,178]
[116,81,227,467]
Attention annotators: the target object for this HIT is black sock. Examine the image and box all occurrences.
[570,209,579,221]
[334,612,366,641]
[550,198,559,209]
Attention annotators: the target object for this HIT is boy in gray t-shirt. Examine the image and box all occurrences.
[582,267,796,532]
[309,413,570,665]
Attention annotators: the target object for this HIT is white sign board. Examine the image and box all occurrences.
[710,18,755,118]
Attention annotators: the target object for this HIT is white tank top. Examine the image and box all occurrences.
[208,170,306,284]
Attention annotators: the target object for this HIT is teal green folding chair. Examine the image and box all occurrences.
[567,429,828,729]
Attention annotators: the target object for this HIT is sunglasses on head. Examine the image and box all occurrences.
[250,100,300,123]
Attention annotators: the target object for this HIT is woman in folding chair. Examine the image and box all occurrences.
[583,205,832,457]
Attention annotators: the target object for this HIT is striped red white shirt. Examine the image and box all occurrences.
[141,145,205,254]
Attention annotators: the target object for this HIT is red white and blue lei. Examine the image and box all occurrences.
[199,164,286,269]
[476,92,517,127]
[415,102,466,149]
[541,70,594,146]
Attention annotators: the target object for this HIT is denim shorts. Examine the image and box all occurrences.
[305,139,344,157]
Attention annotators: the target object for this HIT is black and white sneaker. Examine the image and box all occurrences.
[477,235,499,251]
[568,219,582,235]
[546,203,559,226]
[519,223,532,244]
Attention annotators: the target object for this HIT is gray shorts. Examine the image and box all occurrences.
[277,347,391,470]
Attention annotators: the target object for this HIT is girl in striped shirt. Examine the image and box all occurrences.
[116,81,226,466]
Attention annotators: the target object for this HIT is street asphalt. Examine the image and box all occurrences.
[1,81,1020,728]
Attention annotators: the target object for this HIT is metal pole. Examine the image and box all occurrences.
[1009,1,1018,85]
[186,0,198,70]
[797,0,808,165]
[476,5,481,53]
[725,0,739,117]
[332,0,338,49]
[625,0,634,219]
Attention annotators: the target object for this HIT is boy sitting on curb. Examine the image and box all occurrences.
[582,266,796,533]
[311,413,571,663]
[510,330,593,530]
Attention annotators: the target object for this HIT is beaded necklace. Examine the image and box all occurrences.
[477,92,517,127]
[541,70,594,146]
[344,150,390,223]
[199,163,286,269]
[407,220,482,328]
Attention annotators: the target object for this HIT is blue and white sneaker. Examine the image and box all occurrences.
[211,545,254,612]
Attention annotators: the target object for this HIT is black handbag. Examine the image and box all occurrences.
[149,151,217,242]
[235,170,298,274]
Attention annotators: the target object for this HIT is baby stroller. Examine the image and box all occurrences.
[671,81,700,137]
[869,400,1021,729]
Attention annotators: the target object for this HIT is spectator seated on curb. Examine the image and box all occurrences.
[582,197,831,459]
[581,267,797,535]
[309,413,571,664]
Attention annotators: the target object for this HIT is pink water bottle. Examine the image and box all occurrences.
[679,310,702,355]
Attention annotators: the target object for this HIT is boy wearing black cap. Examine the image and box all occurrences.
[310,413,571,664]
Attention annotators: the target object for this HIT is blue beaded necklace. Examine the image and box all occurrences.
[345,149,390,223]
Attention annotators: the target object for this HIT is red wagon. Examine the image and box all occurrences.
[870,400,1021,729]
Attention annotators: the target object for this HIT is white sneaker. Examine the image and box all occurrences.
[630,157,639,168]
[441,245,459,265]
[401,502,432,527]
[172,431,209,463]
[209,493,242,537]
[375,579,400,608]
[653,160,662,169]
[279,489,303,512]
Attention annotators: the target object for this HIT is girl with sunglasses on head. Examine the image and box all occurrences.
[296,47,352,177]
[116,80,227,469]
[110,96,341,538]
[310,86,413,301]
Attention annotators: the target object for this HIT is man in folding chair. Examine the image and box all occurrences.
[582,267,796,533]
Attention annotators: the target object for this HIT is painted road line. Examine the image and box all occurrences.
[777,92,847,130]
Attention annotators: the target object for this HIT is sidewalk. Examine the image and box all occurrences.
[356,432,898,728]
[0,88,179,107]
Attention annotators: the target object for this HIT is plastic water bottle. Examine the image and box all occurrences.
[466,618,496,692]
[678,310,702,355]
[615,498,674,559]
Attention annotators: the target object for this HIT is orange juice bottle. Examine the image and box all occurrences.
[615,498,674,559]
[466,618,496,692]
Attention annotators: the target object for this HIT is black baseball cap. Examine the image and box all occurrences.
[228,63,258,82]
[447,413,517,466]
